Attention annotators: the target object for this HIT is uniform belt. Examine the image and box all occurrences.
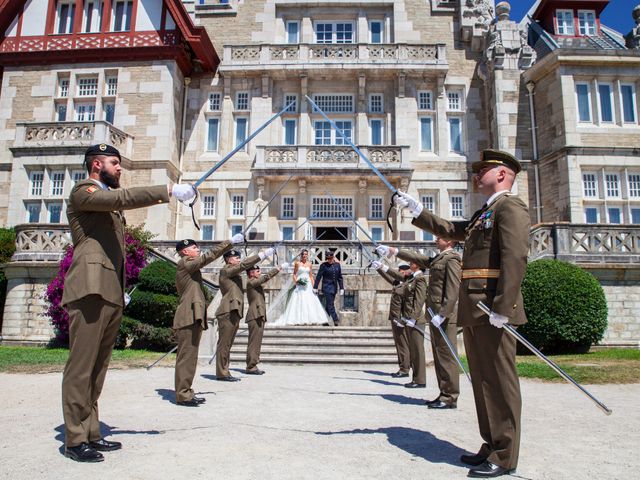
[461,268,500,279]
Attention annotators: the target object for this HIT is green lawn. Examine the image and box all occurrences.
[1,346,638,383]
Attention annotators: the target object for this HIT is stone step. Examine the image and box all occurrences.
[232,338,396,347]
[231,345,398,355]
[229,354,398,364]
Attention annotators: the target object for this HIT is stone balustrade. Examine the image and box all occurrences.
[11,224,72,262]
[221,43,447,71]
[255,145,411,171]
[11,121,134,159]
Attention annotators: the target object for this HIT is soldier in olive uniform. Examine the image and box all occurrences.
[61,144,196,462]
[399,258,428,389]
[215,247,275,381]
[378,241,462,408]
[173,236,243,406]
[372,261,411,378]
[394,150,529,478]
[244,263,285,374]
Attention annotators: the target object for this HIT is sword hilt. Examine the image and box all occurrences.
[188,184,200,231]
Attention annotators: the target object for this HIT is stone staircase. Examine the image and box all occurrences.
[229,326,398,364]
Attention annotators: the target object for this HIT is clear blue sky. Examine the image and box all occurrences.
[509,0,635,35]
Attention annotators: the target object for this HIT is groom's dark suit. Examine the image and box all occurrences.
[313,260,344,325]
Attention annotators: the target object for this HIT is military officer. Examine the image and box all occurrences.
[244,262,286,375]
[313,250,344,326]
[215,247,275,381]
[399,257,428,389]
[61,144,196,462]
[371,261,411,378]
[173,235,244,407]
[378,240,462,409]
[394,149,529,477]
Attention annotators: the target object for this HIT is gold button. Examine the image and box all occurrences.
[513,304,517,309]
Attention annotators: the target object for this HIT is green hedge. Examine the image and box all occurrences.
[137,260,177,295]
[0,227,16,329]
[115,316,176,352]
[125,289,178,328]
[521,259,608,354]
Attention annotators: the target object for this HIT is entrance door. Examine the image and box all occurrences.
[315,226,349,241]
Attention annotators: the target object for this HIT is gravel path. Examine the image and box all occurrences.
[0,365,637,479]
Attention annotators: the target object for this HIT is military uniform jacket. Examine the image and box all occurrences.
[398,249,461,321]
[245,268,280,322]
[401,272,428,325]
[215,254,261,317]
[378,268,406,321]
[412,193,530,327]
[313,261,344,294]
[173,241,233,330]
[62,179,169,307]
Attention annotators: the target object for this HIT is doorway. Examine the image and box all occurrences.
[315,226,349,241]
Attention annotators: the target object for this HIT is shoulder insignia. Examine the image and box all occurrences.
[86,185,99,194]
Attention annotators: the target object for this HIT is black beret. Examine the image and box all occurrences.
[472,149,522,174]
[176,239,197,252]
[398,264,411,271]
[325,250,335,257]
[223,249,242,259]
[84,143,121,166]
[246,265,260,274]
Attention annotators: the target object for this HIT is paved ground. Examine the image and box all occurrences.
[0,364,637,480]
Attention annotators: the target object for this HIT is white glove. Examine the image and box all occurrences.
[395,191,423,217]
[392,319,403,327]
[313,289,318,294]
[258,247,275,260]
[404,318,416,328]
[124,293,131,307]
[339,289,345,296]
[375,245,394,258]
[231,233,245,244]
[281,262,291,270]
[171,184,196,202]
[489,312,509,329]
[371,260,383,270]
[430,314,445,328]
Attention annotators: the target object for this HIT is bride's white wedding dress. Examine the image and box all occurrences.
[271,265,330,326]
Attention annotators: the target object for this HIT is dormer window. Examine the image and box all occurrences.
[56,0,76,34]
[578,10,596,36]
[555,9,574,36]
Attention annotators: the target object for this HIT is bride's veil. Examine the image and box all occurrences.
[267,265,295,323]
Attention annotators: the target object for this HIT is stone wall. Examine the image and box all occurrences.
[600,282,640,347]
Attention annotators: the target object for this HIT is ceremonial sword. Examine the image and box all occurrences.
[146,345,178,370]
[427,307,471,384]
[186,101,296,229]
[306,95,399,232]
[476,301,612,416]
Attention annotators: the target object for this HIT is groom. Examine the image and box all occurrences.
[313,250,344,326]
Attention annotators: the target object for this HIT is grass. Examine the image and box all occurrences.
[0,346,176,374]
[1,346,639,383]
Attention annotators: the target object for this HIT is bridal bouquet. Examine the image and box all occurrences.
[296,278,308,287]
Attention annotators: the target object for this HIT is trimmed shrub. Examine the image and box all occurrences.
[137,260,177,295]
[130,322,176,351]
[115,316,141,350]
[125,289,178,328]
[521,259,608,354]
[0,227,16,329]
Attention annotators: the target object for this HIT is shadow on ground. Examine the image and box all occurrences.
[54,422,163,455]
[328,391,426,406]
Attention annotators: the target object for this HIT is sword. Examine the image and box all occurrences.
[397,317,431,342]
[145,345,178,370]
[476,301,612,416]
[208,327,249,365]
[427,307,471,384]
[306,95,399,232]
[187,101,296,229]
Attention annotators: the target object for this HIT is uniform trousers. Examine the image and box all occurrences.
[429,319,460,405]
[322,291,339,324]
[407,324,426,385]
[174,323,203,402]
[246,317,265,371]
[391,320,410,373]
[62,295,122,447]
[464,324,522,470]
[216,311,241,378]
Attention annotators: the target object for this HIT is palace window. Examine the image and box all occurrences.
[72,170,86,183]
[56,104,67,122]
[207,118,220,152]
[605,173,620,198]
[370,119,384,145]
[77,77,98,97]
[75,103,96,121]
[447,91,463,111]
[25,202,41,223]
[597,83,614,123]
[578,10,596,36]
[621,84,637,123]
[448,117,463,153]
[369,196,383,220]
[47,202,63,223]
[58,78,69,98]
[282,226,294,241]
[607,207,621,224]
[202,195,216,217]
[311,94,354,113]
[311,196,353,219]
[315,22,355,44]
[105,76,118,96]
[584,207,599,223]
[50,171,65,196]
[628,174,640,198]
[421,195,435,240]
[286,21,300,44]
[235,117,248,147]
[282,196,295,219]
[556,9,575,36]
[450,195,465,218]
[104,102,115,123]
[30,171,44,196]
[56,0,76,34]
[369,94,383,113]
[284,94,298,113]
[82,1,104,33]
[371,227,383,242]
[112,0,133,32]
[231,194,245,217]
[417,91,433,110]
[201,225,214,241]
[420,117,434,152]
[314,120,352,145]
[582,173,598,198]
[283,119,297,145]
[235,92,250,111]
[230,224,243,236]
[576,82,592,122]
[208,92,221,111]
[370,20,384,43]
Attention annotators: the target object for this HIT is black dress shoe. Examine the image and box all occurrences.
[467,461,514,478]
[404,382,426,389]
[461,453,487,466]
[64,443,104,462]
[428,400,457,409]
[391,371,410,378]
[245,369,265,375]
[424,397,439,406]
[192,396,206,404]
[177,398,200,407]
[88,438,122,451]
[216,376,240,382]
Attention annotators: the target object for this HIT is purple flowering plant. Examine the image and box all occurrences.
[45,224,155,344]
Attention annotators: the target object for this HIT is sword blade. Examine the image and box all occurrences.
[427,307,471,384]
[476,301,612,416]
[145,345,178,370]
[244,174,294,235]
[305,95,397,194]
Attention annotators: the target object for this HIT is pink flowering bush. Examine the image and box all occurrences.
[46,225,154,345]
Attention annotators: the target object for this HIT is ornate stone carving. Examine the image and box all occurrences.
[298,179,306,193]
[25,123,94,142]
[309,45,357,60]
[625,4,640,49]
[368,147,401,164]
[307,147,358,163]
[265,148,297,163]
[461,0,495,51]
[463,0,495,26]
[270,45,298,60]
[231,46,260,60]
[358,179,367,194]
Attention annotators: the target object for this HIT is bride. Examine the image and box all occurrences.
[270,249,331,326]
